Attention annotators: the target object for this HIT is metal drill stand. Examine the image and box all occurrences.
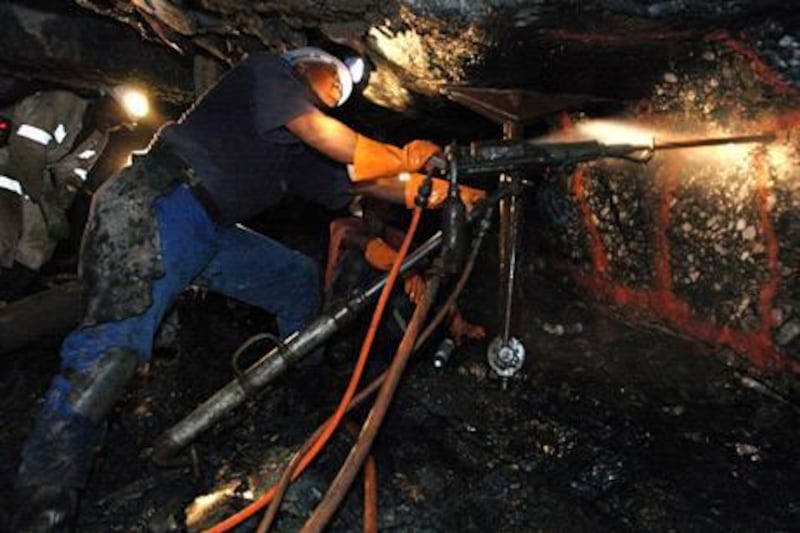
[444,87,591,380]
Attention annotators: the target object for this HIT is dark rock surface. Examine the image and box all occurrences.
[1,1,800,529]
[532,36,800,370]
[1,233,798,531]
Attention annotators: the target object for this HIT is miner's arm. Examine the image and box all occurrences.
[8,96,59,202]
[286,107,484,208]
[285,107,439,179]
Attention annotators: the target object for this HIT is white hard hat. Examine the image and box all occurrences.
[282,47,353,106]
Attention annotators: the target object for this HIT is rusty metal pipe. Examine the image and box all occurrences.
[152,189,509,462]
[258,212,493,531]
[653,132,777,150]
[151,236,437,463]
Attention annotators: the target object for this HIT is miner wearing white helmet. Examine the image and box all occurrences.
[13,46,482,530]
[0,88,146,278]
[281,46,355,106]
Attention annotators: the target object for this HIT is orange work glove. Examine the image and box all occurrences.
[448,307,487,345]
[364,237,398,271]
[352,135,441,181]
[403,173,487,210]
[404,273,426,305]
[364,237,425,304]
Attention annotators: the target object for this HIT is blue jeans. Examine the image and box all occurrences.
[18,184,319,488]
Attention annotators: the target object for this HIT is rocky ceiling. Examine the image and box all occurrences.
[1,0,799,137]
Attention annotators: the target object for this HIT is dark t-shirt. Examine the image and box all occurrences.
[159,53,350,224]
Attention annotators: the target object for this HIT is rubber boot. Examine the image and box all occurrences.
[12,485,79,533]
[14,347,138,531]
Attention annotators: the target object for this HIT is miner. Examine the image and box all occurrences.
[12,47,466,530]
[0,87,147,280]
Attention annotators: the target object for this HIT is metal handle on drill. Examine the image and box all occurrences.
[440,143,468,273]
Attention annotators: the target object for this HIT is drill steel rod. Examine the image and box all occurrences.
[152,189,510,461]
[498,120,524,344]
[458,131,777,175]
[652,132,777,150]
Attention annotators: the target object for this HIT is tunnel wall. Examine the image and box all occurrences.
[0,1,193,104]
[537,36,800,375]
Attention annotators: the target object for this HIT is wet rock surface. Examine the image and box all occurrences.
[533,35,800,368]
[752,20,800,88]
[1,247,798,531]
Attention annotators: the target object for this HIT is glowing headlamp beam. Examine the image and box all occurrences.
[111,86,150,121]
[118,88,150,119]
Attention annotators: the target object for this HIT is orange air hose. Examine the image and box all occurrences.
[253,419,378,533]
[206,207,423,533]
[343,420,379,533]
[301,207,493,531]
[252,205,492,532]
[363,448,379,533]
[302,274,441,531]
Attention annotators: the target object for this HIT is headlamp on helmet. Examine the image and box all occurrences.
[108,85,150,123]
[344,56,366,85]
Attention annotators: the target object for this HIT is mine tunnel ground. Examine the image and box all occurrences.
[1,202,799,532]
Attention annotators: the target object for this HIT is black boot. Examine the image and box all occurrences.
[15,347,139,530]
[12,485,78,533]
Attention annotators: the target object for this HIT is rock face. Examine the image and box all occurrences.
[0,2,193,105]
[534,38,800,372]
[5,1,799,108]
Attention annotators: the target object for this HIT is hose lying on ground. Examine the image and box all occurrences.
[257,205,494,532]
[207,190,496,532]
[208,207,423,533]
[302,271,442,531]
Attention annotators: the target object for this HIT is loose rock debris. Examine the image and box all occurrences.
[1,264,798,531]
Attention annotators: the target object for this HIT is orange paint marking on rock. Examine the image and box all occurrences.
[653,158,680,293]
[556,88,800,372]
[576,272,797,373]
[706,30,798,96]
[570,145,796,373]
[572,165,610,277]
[561,112,610,278]
[752,148,782,335]
[540,29,697,46]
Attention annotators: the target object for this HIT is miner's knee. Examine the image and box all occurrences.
[277,253,320,336]
[66,347,138,423]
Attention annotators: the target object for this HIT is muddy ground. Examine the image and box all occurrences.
[1,213,799,532]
